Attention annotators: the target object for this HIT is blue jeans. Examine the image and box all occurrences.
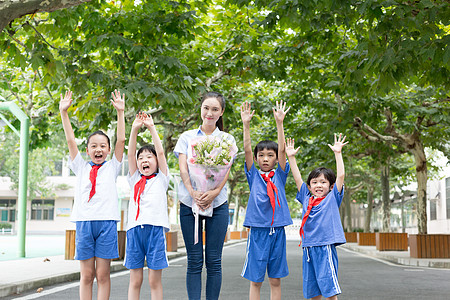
[180,202,229,300]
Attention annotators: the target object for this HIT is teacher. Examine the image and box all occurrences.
[174,91,237,300]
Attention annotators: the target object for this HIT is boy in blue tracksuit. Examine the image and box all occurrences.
[240,100,293,300]
[286,134,348,300]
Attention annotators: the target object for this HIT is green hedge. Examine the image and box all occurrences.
[0,222,12,229]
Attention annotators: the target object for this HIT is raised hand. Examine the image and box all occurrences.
[131,113,144,130]
[141,112,155,128]
[240,101,255,124]
[328,133,348,153]
[111,89,125,112]
[59,90,73,112]
[286,138,300,157]
[273,100,290,123]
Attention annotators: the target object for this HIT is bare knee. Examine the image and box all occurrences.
[251,281,263,289]
[80,267,95,284]
[269,277,281,288]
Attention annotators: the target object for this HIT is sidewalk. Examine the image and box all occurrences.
[1,241,449,298]
[0,239,242,298]
[341,243,450,269]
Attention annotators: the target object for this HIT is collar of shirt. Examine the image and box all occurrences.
[89,161,106,167]
[195,126,221,136]
[259,169,276,176]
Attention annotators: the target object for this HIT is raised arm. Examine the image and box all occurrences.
[128,114,143,175]
[328,133,348,193]
[273,100,290,171]
[240,101,255,170]
[286,138,303,191]
[111,89,126,162]
[59,90,79,161]
[142,113,168,176]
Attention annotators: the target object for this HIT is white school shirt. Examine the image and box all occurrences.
[68,152,122,222]
[173,126,237,208]
[126,169,171,232]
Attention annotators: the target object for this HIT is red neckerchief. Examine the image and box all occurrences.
[88,163,104,201]
[260,171,280,226]
[134,174,157,220]
[299,195,326,246]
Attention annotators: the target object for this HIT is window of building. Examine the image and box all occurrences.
[446,177,450,219]
[0,199,16,222]
[430,200,437,221]
[31,200,55,220]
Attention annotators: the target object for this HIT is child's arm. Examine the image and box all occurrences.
[273,100,290,171]
[128,113,143,175]
[59,91,79,161]
[286,138,303,191]
[328,133,348,192]
[142,113,168,176]
[240,101,255,170]
[111,89,126,162]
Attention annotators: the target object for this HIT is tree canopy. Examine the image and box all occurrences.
[1,0,449,233]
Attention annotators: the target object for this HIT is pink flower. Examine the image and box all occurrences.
[189,158,196,164]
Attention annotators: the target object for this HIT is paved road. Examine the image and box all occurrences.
[7,241,450,299]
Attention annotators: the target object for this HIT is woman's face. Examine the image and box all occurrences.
[201,97,224,127]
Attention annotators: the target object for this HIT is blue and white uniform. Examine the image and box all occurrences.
[241,162,292,282]
[68,152,122,260]
[296,182,346,298]
[124,169,171,270]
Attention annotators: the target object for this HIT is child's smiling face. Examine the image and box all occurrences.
[86,134,110,164]
[308,174,333,198]
[255,148,278,172]
[137,149,158,176]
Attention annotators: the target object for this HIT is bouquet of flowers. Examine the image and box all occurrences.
[187,135,237,244]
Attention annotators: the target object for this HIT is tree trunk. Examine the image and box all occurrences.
[233,195,240,231]
[340,196,346,230]
[0,0,90,32]
[345,192,352,232]
[364,184,374,232]
[381,164,391,232]
[413,142,428,234]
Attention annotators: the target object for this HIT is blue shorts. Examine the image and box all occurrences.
[124,225,168,270]
[303,245,341,299]
[75,220,118,260]
[241,227,289,282]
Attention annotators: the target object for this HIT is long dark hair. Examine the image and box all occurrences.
[201,91,225,131]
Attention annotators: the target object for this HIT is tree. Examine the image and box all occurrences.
[354,87,450,234]
[0,0,90,32]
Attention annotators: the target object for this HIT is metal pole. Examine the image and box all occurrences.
[0,100,29,257]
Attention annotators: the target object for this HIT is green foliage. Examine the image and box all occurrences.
[1,0,449,221]
[0,222,12,229]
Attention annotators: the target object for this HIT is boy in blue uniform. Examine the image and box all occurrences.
[240,100,293,300]
[286,134,348,300]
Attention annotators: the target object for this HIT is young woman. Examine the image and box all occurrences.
[174,92,237,300]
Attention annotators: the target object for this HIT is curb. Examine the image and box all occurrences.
[0,239,247,298]
[341,243,450,269]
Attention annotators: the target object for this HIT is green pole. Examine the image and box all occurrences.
[0,100,29,257]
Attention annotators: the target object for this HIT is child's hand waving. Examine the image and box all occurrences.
[240,101,255,124]
[59,90,73,112]
[111,89,125,112]
[328,133,348,153]
[141,113,155,128]
[132,113,144,130]
[273,100,290,123]
[286,138,300,157]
